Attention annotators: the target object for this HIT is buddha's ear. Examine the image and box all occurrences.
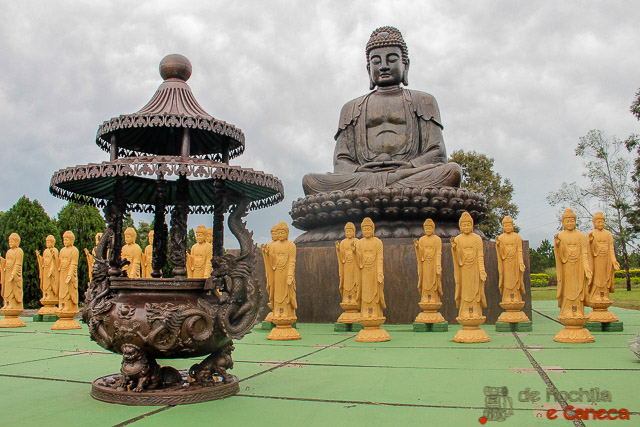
[402,60,410,86]
[367,64,375,90]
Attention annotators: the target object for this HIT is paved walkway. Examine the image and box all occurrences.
[0,301,638,426]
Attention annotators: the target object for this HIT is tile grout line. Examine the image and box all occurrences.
[0,352,89,368]
[114,334,357,426]
[512,332,585,427]
[0,373,91,384]
[532,308,562,324]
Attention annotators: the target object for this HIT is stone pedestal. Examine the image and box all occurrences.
[267,317,301,340]
[337,300,360,324]
[497,300,530,323]
[0,308,26,328]
[554,315,594,343]
[248,239,532,325]
[587,300,618,323]
[51,310,81,330]
[414,300,445,323]
[355,317,390,342]
[453,316,490,343]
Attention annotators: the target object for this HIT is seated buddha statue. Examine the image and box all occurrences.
[302,26,461,195]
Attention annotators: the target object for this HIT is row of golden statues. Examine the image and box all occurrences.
[260,209,620,344]
[0,231,82,329]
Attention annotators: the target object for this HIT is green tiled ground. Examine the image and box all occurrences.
[0,301,638,426]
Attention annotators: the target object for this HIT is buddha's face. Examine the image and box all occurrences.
[362,225,374,238]
[277,228,288,241]
[368,46,404,87]
[345,226,355,239]
[270,227,278,241]
[95,233,103,246]
[124,231,135,245]
[503,221,514,233]
[562,216,576,231]
[206,229,213,244]
[424,223,434,236]
[460,220,473,235]
[46,236,55,249]
[594,217,605,230]
[196,231,205,243]
[148,231,154,245]
[63,233,74,247]
[8,235,18,249]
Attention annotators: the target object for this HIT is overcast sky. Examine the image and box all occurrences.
[1,0,639,248]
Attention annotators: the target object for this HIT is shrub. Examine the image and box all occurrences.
[530,273,549,287]
[614,269,640,279]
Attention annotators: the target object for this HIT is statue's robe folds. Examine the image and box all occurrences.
[261,240,276,309]
[142,244,153,278]
[121,243,142,278]
[337,237,360,305]
[39,247,59,301]
[302,89,461,195]
[1,248,23,309]
[452,233,487,319]
[496,232,525,304]
[187,243,213,279]
[587,229,617,302]
[58,246,79,313]
[356,237,385,319]
[270,240,297,319]
[555,230,590,317]
[416,234,442,303]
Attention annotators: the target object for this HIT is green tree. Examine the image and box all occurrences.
[0,196,59,307]
[529,239,555,273]
[549,130,637,290]
[449,150,519,239]
[56,202,105,298]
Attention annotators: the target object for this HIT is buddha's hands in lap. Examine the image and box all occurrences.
[356,161,412,172]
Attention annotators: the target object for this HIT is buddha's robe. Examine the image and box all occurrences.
[336,237,360,305]
[452,233,486,319]
[496,232,525,303]
[58,246,79,313]
[587,229,617,302]
[269,240,297,318]
[121,243,142,278]
[1,248,23,310]
[38,247,59,302]
[187,242,213,279]
[356,237,385,319]
[555,230,590,317]
[416,234,442,303]
[302,89,461,195]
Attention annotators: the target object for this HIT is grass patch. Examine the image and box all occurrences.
[530,285,640,310]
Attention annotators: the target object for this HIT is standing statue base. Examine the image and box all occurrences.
[267,317,301,341]
[0,308,26,328]
[264,311,274,322]
[414,300,445,323]
[497,301,530,323]
[51,310,82,330]
[337,301,360,324]
[453,317,490,343]
[587,300,618,323]
[355,317,390,342]
[554,315,594,343]
[37,301,58,316]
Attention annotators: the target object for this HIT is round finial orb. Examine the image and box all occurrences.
[159,54,192,81]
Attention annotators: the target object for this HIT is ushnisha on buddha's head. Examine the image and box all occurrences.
[593,211,605,230]
[561,208,577,231]
[502,216,515,234]
[124,227,136,245]
[366,26,409,89]
[458,212,474,235]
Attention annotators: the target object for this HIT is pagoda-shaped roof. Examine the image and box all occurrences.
[95,54,245,160]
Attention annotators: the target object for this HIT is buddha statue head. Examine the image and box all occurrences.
[124,227,136,245]
[423,219,435,236]
[502,216,515,234]
[276,222,289,241]
[344,222,356,239]
[593,211,605,230]
[206,228,213,244]
[8,233,20,249]
[148,230,154,245]
[95,232,103,246]
[458,212,474,235]
[46,235,55,249]
[196,225,206,244]
[63,230,75,247]
[561,208,577,231]
[270,225,278,242]
[361,217,375,238]
[366,26,409,89]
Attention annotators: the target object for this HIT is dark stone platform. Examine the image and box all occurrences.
[250,239,532,325]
